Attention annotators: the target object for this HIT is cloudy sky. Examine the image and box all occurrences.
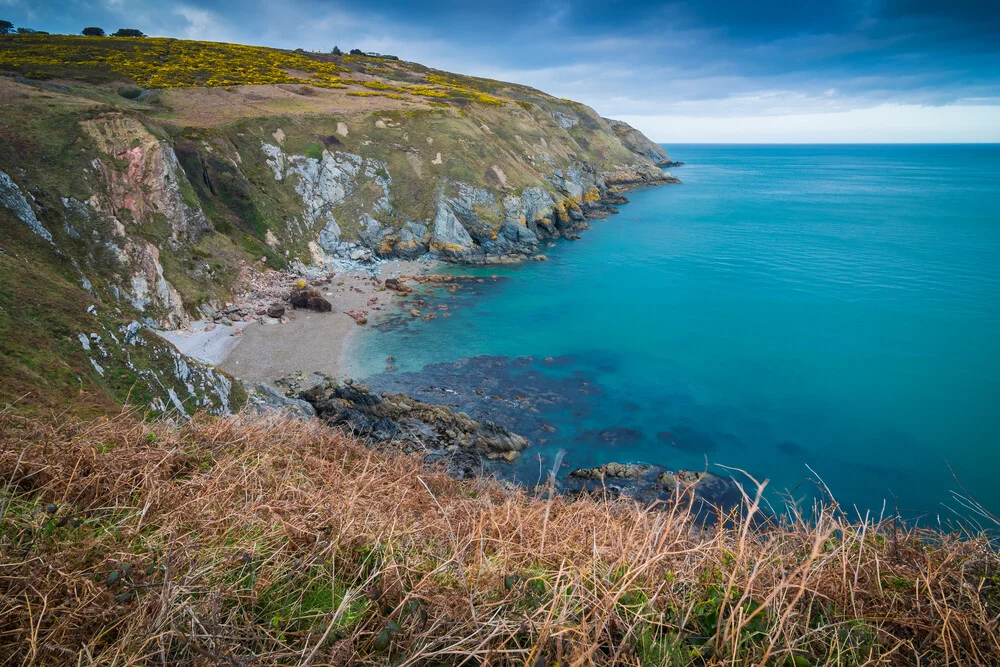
[7,0,1000,142]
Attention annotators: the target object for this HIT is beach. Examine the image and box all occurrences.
[159,259,430,384]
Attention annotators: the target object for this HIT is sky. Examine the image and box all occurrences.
[5,0,1000,142]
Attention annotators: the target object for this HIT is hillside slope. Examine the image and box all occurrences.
[0,34,677,414]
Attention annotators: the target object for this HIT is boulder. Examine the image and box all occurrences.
[246,383,316,419]
[289,286,333,312]
[266,303,286,318]
[474,420,529,457]
[384,277,411,294]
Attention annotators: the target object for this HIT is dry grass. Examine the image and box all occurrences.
[154,84,430,128]
[0,412,998,666]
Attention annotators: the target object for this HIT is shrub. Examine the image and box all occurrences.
[111,28,145,37]
[116,86,142,99]
[0,35,352,89]
[82,27,105,37]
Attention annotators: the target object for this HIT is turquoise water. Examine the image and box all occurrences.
[354,145,1000,519]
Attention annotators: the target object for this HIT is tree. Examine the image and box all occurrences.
[331,45,342,56]
[349,48,363,55]
[82,27,105,37]
[0,20,13,35]
[111,28,146,37]
[16,27,46,34]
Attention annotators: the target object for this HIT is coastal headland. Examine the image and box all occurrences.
[2,33,998,666]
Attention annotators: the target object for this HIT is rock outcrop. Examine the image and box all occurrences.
[297,380,531,478]
[0,170,53,243]
[565,460,744,511]
[81,114,213,248]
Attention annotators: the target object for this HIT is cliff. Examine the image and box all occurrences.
[0,34,677,415]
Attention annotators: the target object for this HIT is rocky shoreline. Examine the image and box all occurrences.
[272,367,745,513]
[237,260,745,515]
[174,162,718,510]
[293,160,682,269]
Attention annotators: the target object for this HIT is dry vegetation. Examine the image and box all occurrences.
[1,412,998,665]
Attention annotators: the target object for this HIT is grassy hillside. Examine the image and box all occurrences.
[0,33,673,297]
[1,413,997,665]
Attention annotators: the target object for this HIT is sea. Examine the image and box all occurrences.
[350,144,1000,522]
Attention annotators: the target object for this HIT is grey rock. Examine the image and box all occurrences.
[569,462,649,480]
[521,187,555,224]
[123,320,144,345]
[550,110,579,129]
[356,213,385,248]
[0,171,52,243]
[431,200,474,250]
[500,221,538,245]
[317,215,342,252]
[246,382,316,419]
[474,420,529,456]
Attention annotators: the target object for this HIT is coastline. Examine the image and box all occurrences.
[166,167,682,388]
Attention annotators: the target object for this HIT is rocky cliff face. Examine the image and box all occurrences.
[0,37,679,415]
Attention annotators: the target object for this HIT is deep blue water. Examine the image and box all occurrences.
[353,145,1000,520]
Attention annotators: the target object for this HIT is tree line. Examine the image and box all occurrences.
[0,21,145,37]
[0,22,402,61]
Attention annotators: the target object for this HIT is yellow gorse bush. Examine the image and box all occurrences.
[0,34,510,106]
[0,34,349,88]
[425,73,505,106]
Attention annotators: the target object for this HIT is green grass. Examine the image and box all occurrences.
[303,142,324,160]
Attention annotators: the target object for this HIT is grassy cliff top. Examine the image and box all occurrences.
[0,33,580,124]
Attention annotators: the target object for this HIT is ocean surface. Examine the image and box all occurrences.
[351,144,1000,521]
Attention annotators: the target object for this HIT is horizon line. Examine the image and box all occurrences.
[655,141,1000,145]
